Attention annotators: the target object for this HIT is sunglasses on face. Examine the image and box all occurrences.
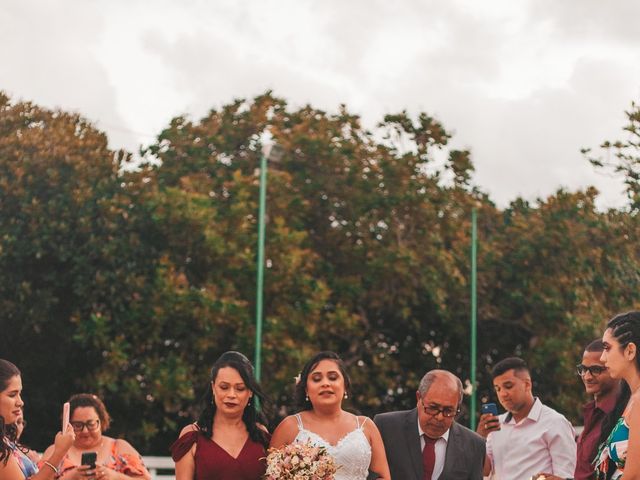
[576,364,608,376]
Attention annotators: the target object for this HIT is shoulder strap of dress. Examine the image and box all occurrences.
[294,413,304,430]
[359,417,369,429]
[110,437,119,456]
[169,430,199,462]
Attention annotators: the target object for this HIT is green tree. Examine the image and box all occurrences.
[0,92,158,449]
[584,101,640,211]
[4,90,640,452]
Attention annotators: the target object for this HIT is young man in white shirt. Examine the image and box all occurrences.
[476,357,577,479]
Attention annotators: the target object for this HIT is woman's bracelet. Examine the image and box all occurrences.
[43,461,59,475]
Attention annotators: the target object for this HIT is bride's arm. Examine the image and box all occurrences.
[362,417,391,480]
[269,416,298,448]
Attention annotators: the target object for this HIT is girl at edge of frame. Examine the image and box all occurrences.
[0,358,75,480]
[596,311,640,480]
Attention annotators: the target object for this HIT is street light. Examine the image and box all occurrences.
[254,142,284,383]
[469,207,478,429]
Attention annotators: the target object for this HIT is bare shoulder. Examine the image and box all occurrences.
[358,415,381,442]
[270,415,299,447]
[179,423,200,438]
[109,436,141,455]
[0,451,24,480]
[358,415,373,429]
[256,423,269,433]
[628,394,640,423]
[274,415,299,432]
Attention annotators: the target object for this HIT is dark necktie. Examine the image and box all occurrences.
[423,435,437,480]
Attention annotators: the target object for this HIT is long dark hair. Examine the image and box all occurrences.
[606,311,640,371]
[598,312,640,442]
[195,351,270,447]
[294,351,352,411]
[599,381,630,446]
[0,359,21,465]
[595,312,640,479]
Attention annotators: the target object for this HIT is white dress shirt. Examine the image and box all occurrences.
[418,423,451,480]
[486,397,576,479]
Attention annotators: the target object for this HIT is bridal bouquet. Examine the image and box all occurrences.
[264,440,338,480]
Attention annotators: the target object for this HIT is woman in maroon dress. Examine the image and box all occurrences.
[170,352,270,480]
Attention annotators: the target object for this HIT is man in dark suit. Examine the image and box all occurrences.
[373,370,485,480]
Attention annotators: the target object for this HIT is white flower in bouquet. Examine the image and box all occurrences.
[264,440,339,480]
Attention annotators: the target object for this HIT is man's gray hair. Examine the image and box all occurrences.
[417,370,464,404]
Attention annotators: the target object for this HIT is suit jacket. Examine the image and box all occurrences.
[371,408,485,480]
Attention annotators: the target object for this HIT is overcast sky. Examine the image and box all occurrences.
[2,0,639,208]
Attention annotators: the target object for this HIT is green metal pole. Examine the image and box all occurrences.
[254,152,268,382]
[470,208,478,430]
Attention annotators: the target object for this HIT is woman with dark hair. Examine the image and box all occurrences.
[0,359,75,480]
[170,351,270,480]
[42,393,150,480]
[595,311,640,479]
[270,351,390,480]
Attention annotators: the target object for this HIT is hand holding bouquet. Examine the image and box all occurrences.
[264,440,338,480]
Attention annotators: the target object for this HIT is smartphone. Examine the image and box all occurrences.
[62,402,70,432]
[81,452,97,469]
[481,402,498,416]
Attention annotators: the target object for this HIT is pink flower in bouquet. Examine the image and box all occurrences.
[264,440,338,480]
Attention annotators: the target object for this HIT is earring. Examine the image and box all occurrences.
[344,392,348,399]
[305,394,309,402]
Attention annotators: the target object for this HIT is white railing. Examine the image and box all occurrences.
[143,456,175,480]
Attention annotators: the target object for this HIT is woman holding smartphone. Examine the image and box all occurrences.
[0,359,75,480]
[42,394,150,480]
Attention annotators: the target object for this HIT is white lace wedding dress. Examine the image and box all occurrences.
[293,414,372,480]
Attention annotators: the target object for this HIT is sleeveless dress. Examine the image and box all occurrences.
[52,438,147,478]
[170,429,267,480]
[293,414,372,480]
[595,417,629,479]
[7,441,38,479]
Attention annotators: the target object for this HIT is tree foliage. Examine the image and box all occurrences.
[1,91,639,453]
[584,101,640,211]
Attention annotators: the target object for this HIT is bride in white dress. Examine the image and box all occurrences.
[270,351,390,480]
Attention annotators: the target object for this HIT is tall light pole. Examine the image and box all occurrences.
[254,143,283,382]
[469,207,478,429]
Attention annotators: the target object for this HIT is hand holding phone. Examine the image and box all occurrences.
[481,402,498,416]
[81,452,97,469]
[62,402,70,433]
[478,402,501,437]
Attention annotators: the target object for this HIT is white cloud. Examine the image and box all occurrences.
[1,0,638,208]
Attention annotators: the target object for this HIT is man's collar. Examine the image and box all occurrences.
[505,397,541,423]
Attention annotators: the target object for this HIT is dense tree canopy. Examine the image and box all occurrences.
[1,91,638,453]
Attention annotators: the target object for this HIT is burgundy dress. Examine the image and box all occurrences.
[170,430,267,480]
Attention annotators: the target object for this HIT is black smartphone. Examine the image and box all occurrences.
[81,452,97,469]
[481,402,498,416]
